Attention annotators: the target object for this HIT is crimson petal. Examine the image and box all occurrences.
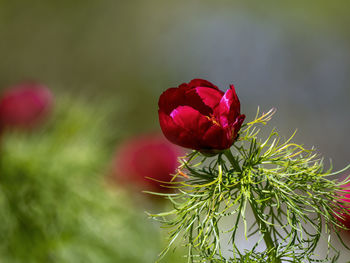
[188,79,219,90]
[230,114,246,140]
[159,111,189,147]
[158,87,186,115]
[169,106,212,149]
[202,124,230,150]
[159,82,214,116]
[215,85,241,128]
[170,106,212,135]
[194,87,224,110]
[159,110,200,149]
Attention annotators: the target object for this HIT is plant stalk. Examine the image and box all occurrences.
[250,200,280,263]
[223,149,281,263]
[223,149,241,173]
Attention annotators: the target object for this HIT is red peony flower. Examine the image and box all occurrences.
[158,79,245,152]
[335,183,350,229]
[112,134,184,193]
[0,82,53,130]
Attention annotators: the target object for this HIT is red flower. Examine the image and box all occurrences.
[158,79,245,152]
[0,82,53,130]
[112,134,184,192]
[335,183,350,229]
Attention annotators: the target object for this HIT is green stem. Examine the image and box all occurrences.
[250,201,280,263]
[223,149,241,173]
[223,149,281,263]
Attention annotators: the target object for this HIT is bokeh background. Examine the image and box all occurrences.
[0,0,349,262]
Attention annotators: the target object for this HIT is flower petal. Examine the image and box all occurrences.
[183,88,213,116]
[188,79,219,90]
[180,79,223,114]
[215,84,241,128]
[159,108,208,149]
[159,110,185,144]
[158,83,214,116]
[201,124,230,150]
[230,114,245,140]
[193,87,224,110]
[170,106,212,135]
[158,87,186,115]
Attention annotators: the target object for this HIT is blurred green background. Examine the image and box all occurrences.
[0,1,349,262]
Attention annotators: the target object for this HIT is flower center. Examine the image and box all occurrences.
[206,114,221,127]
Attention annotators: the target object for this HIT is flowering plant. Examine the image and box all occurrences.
[0,82,53,131]
[152,79,350,263]
[111,133,183,193]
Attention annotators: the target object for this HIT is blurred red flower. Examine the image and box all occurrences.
[0,82,53,130]
[112,134,184,193]
[335,183,350,229]
[158,79,245,152]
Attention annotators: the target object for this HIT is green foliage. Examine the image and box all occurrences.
[151,109,350,263]
[0,97,163,263]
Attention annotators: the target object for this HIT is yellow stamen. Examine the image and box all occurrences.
[206,114,221,127]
